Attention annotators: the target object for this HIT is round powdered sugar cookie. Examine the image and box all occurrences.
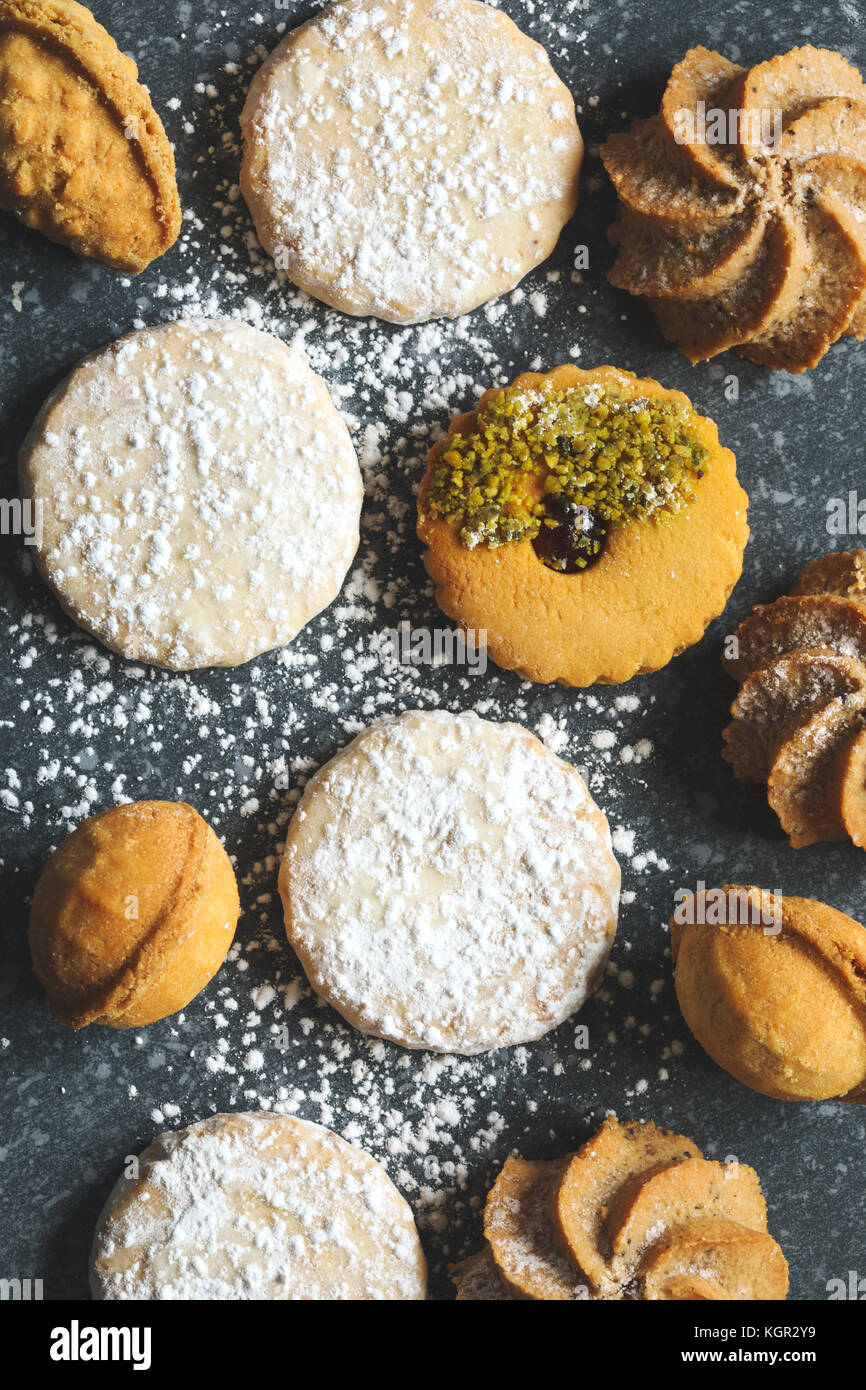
[90,1112,427,1300]
[279,710,620,1053]
[19,318,363,670]
[239,0,583,324]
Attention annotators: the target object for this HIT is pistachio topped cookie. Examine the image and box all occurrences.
[418,365,749,685]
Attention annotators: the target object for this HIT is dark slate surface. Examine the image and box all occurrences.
[1,0,864,1301]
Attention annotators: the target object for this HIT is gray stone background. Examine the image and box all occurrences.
[1,0,864,1301]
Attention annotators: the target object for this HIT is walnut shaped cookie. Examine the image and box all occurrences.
[0,0,180,271]
[672,887,866,1104]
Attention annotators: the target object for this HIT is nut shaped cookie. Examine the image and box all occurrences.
[91,1113,427,1300]
[29,800,239,1029]
[0,0,180,271]
[671,887,866,1102]
[418,365,748,685]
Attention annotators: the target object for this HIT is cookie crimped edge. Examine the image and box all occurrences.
[417,364,748,686]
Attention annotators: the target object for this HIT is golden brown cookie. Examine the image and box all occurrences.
[29,800,239,1028]
[603,45,866,372]
[555,1117,700,1297]
[417,365,748,686]
[483,1157,589,1301]
[0,0,180,271]
[672,887,866,1103]
[460,1118,788,1301]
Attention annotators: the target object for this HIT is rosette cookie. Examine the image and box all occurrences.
[452,1117,788,1300]
[602,46,866,371]
[723,550,866,847]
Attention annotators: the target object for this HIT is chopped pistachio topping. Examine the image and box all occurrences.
[425,383,710,570]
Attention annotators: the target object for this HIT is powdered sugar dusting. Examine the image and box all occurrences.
[239,0,582,322]
[92,1112,426,1300]
[21,318,363,670]
[282,709,620,1052]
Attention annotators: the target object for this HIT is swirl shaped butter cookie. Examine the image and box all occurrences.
[240,0,582,323]
[454,1117,788,1301]
[91,1113,427,1300]
[19,318,363,670]
[722,550,866,846]
[417,365,749,685]
[602,45,866,371]
[279,710,620,1053]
